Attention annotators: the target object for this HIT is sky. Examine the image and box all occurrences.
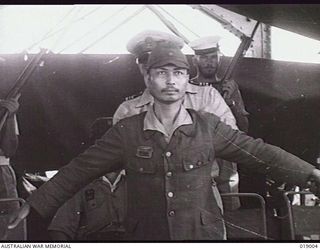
[0,4,319,64]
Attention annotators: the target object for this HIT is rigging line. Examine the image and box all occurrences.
[157,5,200,38]
[223,219,272,240]
[50,5,99,52]
[50,6,84,51]
[58,6,128,53]
[26,6,78,51]
[79,6,146,54]
[27,5,101,51]
[146,5,189,44]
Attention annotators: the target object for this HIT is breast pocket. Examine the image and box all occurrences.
[182,146,212,172]
[180,146,213,190]
[127,157,157,174]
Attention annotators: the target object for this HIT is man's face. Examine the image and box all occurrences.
[146,65,189,104]
[195,52,220,78]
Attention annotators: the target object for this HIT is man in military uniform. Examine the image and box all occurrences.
[114,30,240,211]
[8,43,320,241]
[0,97,20,213]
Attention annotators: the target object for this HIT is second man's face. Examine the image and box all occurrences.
[146,65,189,104]
[196,52,219,78]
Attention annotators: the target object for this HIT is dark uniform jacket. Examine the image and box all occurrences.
[28,110,315,241]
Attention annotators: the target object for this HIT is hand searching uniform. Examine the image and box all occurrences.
[27,107,315,240]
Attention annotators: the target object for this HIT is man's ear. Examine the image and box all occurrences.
[144,73,152,87]
[138,64,148,75]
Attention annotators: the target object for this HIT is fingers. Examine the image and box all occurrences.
[7,203,30,230]
[22,177,37,194]
[0,98,19,115]
[13,93,21,101]
[25,173,49,182]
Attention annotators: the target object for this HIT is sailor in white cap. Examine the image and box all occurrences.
[189,36,249,133]
[113,30,239,212]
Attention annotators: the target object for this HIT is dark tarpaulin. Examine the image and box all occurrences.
[0,54,319,176]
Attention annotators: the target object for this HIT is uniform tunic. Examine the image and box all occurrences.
[0,115,19,213]
[113,83,239,210]
[28,109,315,241]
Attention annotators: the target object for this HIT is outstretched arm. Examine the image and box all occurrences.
[209,114,316,187]
[8,123,125,229]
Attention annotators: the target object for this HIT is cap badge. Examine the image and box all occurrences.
[145,37,155,50]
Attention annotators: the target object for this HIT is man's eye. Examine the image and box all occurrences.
[174,71,184,75]
[157,71,166,75]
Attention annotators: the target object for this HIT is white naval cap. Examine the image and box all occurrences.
[126,30,184,63]
[189,36,221,55]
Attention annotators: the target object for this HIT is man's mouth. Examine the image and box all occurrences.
[162,88,179,93]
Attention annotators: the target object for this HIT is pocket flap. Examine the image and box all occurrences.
[127,158,157,174]
[183,148,211,172]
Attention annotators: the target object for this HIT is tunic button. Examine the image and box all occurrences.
[189,164,194,169]
[166,171,172,177]
[165,151,172,157]
[197,161,202,166]
[139,167,144,172]
[168,210,175,216]
[168,192,174,198]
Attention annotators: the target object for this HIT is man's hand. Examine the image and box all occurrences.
[22,177,38,194]
[25,172,50,182]
[0,94,21,116]
[307,169,320,198]
[7,203,30,230]
[222,80,237,104]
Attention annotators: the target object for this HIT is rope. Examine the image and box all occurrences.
[79,6,146,53]
[157,5,200,38]
[58,6,127,53]
[27,5,101,51]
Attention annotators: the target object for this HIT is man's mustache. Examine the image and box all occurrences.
[161,88,179,92]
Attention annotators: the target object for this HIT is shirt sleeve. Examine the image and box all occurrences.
[208,114,315,187]
[227,81,249,133]
[113,104,127,125]
[203,87,238,130]
[28,123,125,218]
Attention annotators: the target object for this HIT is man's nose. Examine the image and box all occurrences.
[166,72,175,85]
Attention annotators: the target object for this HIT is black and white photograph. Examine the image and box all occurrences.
[0,4,320,245]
